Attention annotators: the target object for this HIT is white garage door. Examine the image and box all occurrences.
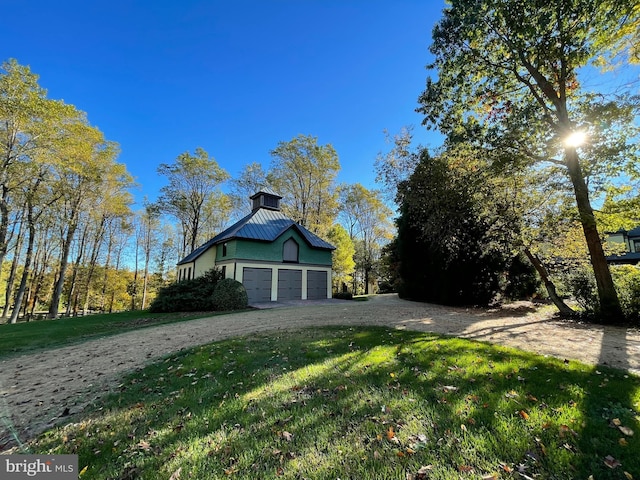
[278,269,302,301]
[243,267,272,304]
[307,270,328,300]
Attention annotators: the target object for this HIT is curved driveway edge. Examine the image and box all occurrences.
[1,294,639,451]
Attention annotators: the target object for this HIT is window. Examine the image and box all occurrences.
[283,238,299,263]
[221,265,227,277]
[222,243,228,257]
[187,267,191,280]
[634,240,640,253]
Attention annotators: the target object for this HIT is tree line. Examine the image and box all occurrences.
[1,59,392,323]
[378,0,640,324]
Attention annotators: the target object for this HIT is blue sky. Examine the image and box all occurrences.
[3,1,446,205]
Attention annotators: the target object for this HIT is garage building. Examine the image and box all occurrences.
[176,190,335,304]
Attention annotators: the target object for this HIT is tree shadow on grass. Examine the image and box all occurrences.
[30,326,640,480]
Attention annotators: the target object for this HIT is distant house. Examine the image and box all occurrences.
[176,190,335,304]
[606,227,640,265]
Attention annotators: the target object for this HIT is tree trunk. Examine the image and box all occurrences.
[49,221,78,318]
[100,227,114,312]
[82,217,106,314]
[523,248,575,316]
[564,148,623,321]
[0,186,11,271]
[2,213,24,318]
[9,208,36,324]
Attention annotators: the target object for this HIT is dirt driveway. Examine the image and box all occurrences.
[1,294,639,451]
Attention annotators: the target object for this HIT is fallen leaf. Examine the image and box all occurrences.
[282,431,293,442]
[500,464,513,473]
[619,425,634,436]
[612,418,622,426]
[414,465,433,479]
[79,466,88,477]
[386,426,396,440]
[519,410,530,420]
[397,451,406,457]
[482,474,498,480]
[505,390,519,398]
[604,455,621,469]
[559,425,578,438]
[458,465,474,473]
[624,472,633,479]
[137,440,151,451]
[443,385,458,392]
[619,438,628,446]
[169,467,181,480]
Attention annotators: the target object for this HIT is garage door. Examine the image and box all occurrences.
[278,269,302,301]
[307,270,328,300]
[243,267,272,303]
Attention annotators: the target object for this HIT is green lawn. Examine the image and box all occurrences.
[0,311,222,359]
[32,326,640,480]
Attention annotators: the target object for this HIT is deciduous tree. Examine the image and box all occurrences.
[418,0,639,320]
[157,148,230,256]
[268,134,340,237]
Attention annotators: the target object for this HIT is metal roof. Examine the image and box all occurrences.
[177,207,334,265]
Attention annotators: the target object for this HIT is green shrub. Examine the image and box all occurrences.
[149,268,224,312]
[612,265,640,323]
[212,278,248,311]
[562,266,599,315]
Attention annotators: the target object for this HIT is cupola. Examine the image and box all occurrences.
[250,189,282,212]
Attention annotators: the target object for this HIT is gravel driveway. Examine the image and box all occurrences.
[1,294,639,451]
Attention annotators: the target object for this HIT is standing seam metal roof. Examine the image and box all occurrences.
[177,207,334,265]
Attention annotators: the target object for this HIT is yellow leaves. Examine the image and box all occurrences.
[78,466,88,477]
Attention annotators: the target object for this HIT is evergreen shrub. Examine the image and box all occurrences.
[212,278,248,311]
[149,268,224,312]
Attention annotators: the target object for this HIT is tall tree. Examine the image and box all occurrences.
[157,147,230,256]
[229,162,269,218]
[326,224,355,293]
[0,59,67,272]
[48,112,127,318]
[268,134,340,237]
[137,201,160,310]
[339,184,393,294]
[418,0,639,320]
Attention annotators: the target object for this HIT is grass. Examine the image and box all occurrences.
[32,326,640,480]
[0,310,224,359]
